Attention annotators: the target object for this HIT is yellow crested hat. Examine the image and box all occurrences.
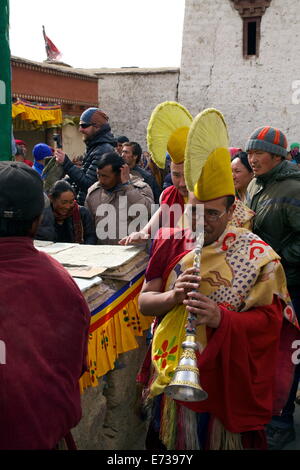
[184,108,235,201]
[147,101,193,168]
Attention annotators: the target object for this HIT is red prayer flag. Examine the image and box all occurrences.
[42,25,62,61]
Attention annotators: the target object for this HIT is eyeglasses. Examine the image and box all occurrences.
[79,123,94,129]
[186,206,227,222]
[204,209,226,222]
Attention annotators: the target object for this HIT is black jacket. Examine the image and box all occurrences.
[35,205,97,245]
[247,160,300,287]
[63,124,115,205]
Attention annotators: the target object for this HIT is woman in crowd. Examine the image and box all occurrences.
[36,180,97,244]
[231,151,253,202]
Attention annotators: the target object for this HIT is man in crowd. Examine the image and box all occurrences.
[119,158,188,245]
[119,102,190,245]
[85,151,154,244]
[14,144,33,167]
[0,162,90,449]
[15,139,29,160]
[290,142,300,165]
[245,126,300,449]
[121,141,161,203]
[138,110,298,450]
[55,107,115,205]
[115,135,129,155]
[32,143,53,177]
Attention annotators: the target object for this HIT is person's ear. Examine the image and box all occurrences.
[227,203,236,221]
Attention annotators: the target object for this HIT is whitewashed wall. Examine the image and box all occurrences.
[178,0,300,148]
[96,69,180,151]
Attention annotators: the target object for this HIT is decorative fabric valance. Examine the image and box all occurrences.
[12,99,62,130]
[79,271,153,392]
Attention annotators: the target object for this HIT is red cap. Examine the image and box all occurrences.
[15,139,27,147]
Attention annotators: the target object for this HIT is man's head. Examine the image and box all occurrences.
[245,126,288,177]
[188,193,235,246]
[15,139,27,156]
[79,107,109,142]
[0,161,44,237]
[290,142,300,158]
[170,161,188,198]
[33,143,53,164]
[14,145,25,163]
[97,152,125,190]
[116,136,129,155]
[121,142,142,169]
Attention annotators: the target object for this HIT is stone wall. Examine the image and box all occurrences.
[178,0,300,148]
[95,68,180,151]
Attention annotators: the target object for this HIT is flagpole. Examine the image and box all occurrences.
[42,25,50,60]
[0,0,12,160]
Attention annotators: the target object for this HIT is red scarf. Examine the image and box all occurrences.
[72,201,84,244]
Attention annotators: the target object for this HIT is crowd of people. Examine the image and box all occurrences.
[2,103,300,450]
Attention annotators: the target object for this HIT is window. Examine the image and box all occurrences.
[243,17,261,57]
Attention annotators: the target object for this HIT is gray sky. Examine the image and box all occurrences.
[9,0,185,68]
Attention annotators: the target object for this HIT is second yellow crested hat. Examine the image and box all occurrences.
[184,108,235,201]
[147,101,193,168]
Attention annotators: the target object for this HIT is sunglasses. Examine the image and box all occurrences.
[79,123,94,129]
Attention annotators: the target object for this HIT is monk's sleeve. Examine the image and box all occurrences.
[184,295,286,433]
[145,228,189,283]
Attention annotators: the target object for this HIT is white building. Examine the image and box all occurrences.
[178,0,300,147]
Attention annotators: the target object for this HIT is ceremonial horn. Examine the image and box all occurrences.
[165,231,208,402]
[165,108,232,402]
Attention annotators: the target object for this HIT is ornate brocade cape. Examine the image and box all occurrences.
[150,226,298,412]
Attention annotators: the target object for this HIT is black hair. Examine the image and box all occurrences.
[226,195,235,210]
[48,180,76,200]
[123,141,142,163]
[117,136,129,144]
[232,151,253,173]
[97,152,125,174]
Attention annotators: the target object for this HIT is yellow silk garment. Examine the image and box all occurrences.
[150,225,297,397]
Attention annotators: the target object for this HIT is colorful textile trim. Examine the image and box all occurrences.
[150,226,298,398]
[80,271,153,392]
[12,99,62,130]
[230,197,255,230]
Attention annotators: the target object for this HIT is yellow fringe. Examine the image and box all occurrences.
[160,396,177,449]
[210,417,243,450]
[79,295,153,392]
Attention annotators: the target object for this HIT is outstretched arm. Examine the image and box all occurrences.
[138,267,200,317]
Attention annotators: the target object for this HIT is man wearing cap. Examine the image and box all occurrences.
[137,110,298,450]
[119,102,190,245]
[14,144,33,167]
[14,139,33,167]
[290,142,300,165]
[119,102,252,246]
[33,143,53,177]
[0,162,90,449]
[245,126,300,450]
[55,107,116,205]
